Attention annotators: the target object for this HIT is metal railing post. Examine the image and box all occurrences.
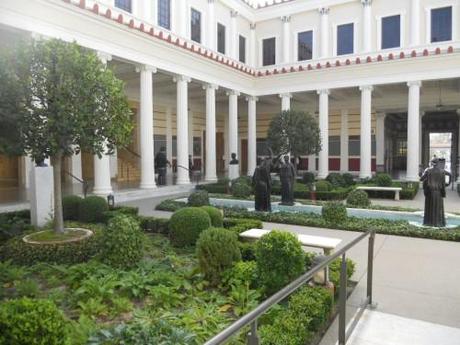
[247,320,259,345]
[338,253,348,345]
[367,231,375,306]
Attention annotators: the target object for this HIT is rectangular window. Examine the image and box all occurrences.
[262,37,276,66]
[349,136,376,156]
[115,0,131,12]
[217,23,226,54]
[157,0,171,30]
[431,6,452,42]
[298,30,313,61]
[329,136,340,156]
[191,8,201,43]
[337,23,354,55]
[239,35,246,63]
[381,15,401,49]
[154,135,167,156]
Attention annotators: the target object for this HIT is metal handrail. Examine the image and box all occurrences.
[204,230,376,345]
[177,164,201,185]
[63,170,89,197]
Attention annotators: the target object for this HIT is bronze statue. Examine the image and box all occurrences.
[420,158,451,227]
[252,149,280,212]
[279,155,296,205]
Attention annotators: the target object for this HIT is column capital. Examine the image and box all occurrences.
[361,0,372,6]
[202,83,219,91]
[359,85,374,92]
[318,7,330,15]
[96,51,112,64]
[230,10,238,18]
[281,15,291,23]
[317,89,330,95]
[246,95,259,102]
[250,23,256,30]
[173,75,191,83]
[279,93,293,99]
[226,90,240,97]
[135,65,157,73]
[407,80,422,88]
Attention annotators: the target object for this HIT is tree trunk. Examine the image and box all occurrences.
[52,152,64,233]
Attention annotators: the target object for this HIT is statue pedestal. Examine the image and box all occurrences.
[30,166,54,227]
[228,164,240,180]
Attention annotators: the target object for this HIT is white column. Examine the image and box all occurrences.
[165,107,173,176]
[227,90,240,158]
[361,0,372,53]
[280,93,292,112]
[457,112,460,183]
[140,0,153,22]
[317,89,330,179]
[340,110,349,172]
[137,65,157,189]
[319,7,330,59]
[70,151,83,183]
[406,81,422,181]
[207,0,216,50]
[230,10,238,60]
[359,85,373,179]
[20,156,33,189]
[247,96,258,176]
[175,0,188,37]
[93,52,113,195]
[281,16,291,64]
[250,23,256,67]
[174,75,191,185]
[376,113,386,172]
[188,110,194,156]
[204,84,218,182]
[410,0,421,47]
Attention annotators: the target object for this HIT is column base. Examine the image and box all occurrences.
[205,176,218,183]
[317,173,328,179]
[359,173,372,180]
[176,178,191,185]
[139,182,157,190]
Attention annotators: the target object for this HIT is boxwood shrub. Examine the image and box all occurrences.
[0,297,71,345]
[196,182,227,194]
[187,190,210,206]
[155,199,187,212]
[168,207,211,247]
[139,216,170,234]
[223,218,263,234]
[322,202,347,223]
[375,173,393,187]
[200,206,224,227]
[78,196,108,223]
[62,195,83,221]
[347,189,370,207]
[341,173,355,186]
[302,172,315,185]
[326,173,346,188]
[231,182,252,199]
[316,180,333,192]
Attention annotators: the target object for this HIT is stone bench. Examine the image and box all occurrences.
[239,229,342,255]
[356,186,402,201]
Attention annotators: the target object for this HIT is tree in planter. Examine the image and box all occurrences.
[266,110,321,172]
[0,39,132,233]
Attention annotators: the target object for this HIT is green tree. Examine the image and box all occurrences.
[267,110,321,171]
[0,39,132,233]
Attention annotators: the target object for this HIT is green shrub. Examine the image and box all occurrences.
[302,172,315,185]
[100,215,144,269]
[322,202,347,223]
[315,180,333,192]
[139,216,170,234]
[326,173,345,187]
[347,189,370,207]
[329,258,356,287]
[187,190,210,206]
[238,242,257,261]
[169,207,211,247]
[375,173,393,187]
[196,183,227,194]
[231,176,252,187]
[155,199,187,212]
[200,206,223,227]
[222,260,257,288]
[62,195,83,221]
[0,297,71,345]
[0,225,102,265]
[341,173,355,186]
[231,182,252,199]
[256,231,305,295]
[196,227,241,285]
[0,210,32,245]
[223,218,263,234]
[79,196,108,223]
[103,206,139,224]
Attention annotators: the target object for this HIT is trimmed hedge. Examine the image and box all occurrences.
[196,183,227,194]
[316,180,333,192]
[322,202,347,223]
[187,190,210,206]
[155,199,187,212]
[326,173,346,188]
[347,189,370,207]
[231,183,252,199]
[0,210,32,244]
[223,218,263,234]
[341,173,355,186]
[200,206,224,227]
[375,173,393,187]
[78,196,108,223]
[168,207,211,247]
[62,195,83,221]
[302,172,315,185]
[139,216,170,234]
[0,298,71,345]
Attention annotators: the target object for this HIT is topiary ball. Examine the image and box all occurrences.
[232,182,252,199]
[326,173,345,188]
[79,196,108,223]
[187,190,210,207]
[169,207,211,247]
[196,227,241,285]
[302,172,315,185]
[100,214,144,269]
[62,195,83,221]
[200,206,224,227]
[0,297,71,345]
[375,173,393,187]
[315,180,333,192]
[322,202,348,223]
[346,189,370,207]
[256,231,305,296]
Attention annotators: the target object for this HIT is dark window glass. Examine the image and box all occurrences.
[349,136,376,156]
[239,35,246,63]
[329,136,340,156]
[154,135,167,156]
[217,23,226,54]
[431,7,452,42]
[382,15,400,49]
[115,0,131,12]
[157,0,171,30]
[191,8,201,43]
[262,37,276,66]
[193,137,202,156]
[298,30,313,61]
[256,139,269,156]
[172,136,177,156]
[337,23,354,55]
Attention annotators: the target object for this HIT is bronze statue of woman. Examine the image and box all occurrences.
[420,158,448,227]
